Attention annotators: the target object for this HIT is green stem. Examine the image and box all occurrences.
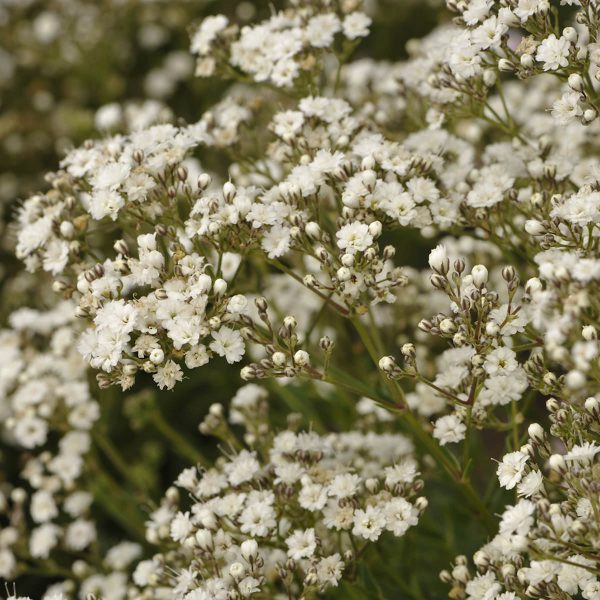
[150,412,210,468]
[350,315,497,535]
[93,431,151,492]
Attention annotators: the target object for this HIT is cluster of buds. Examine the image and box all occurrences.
[240,298,319,381]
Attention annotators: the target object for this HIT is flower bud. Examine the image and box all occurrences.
[229,562,245,579]
[368,220,382,238]
[283,316,297,331]
[520,54,534,69]
[568,73,584,92]
[563,26,577,43]
[59,221,75,238]
[195,529,213,550]
[525,277,542,294]
[213,278,227,296]
[240,366,256,381]
[341,253,354,267]
[483,69,496,87]
[241,539,258,561]
[223,181,236,202]
[549,454,567,476]
[582,325,597,340]
[473,551,489,570]
[498,58,515,72]
[439,318,456,334]
[527,423,545,445]
[198,173,212,189]
[401,343,416,359]
[150,348,165,365]
[584,396,600,418]
[337,267,352,281]
[378,356,397,373]
[361,169,377,191]
[471,264,488,287]
[272,352,286,367]
[428,244,449,273]
[305,222,321,239]
[293,350,310,367]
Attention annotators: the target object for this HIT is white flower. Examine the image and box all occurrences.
[335,222,373,254]
[352,505,386,541]
[30,524,60,559]
[261,224,291,258]
[30,490,59,523]
[210,327,245,364]
[191,15,228,55]
[383,498,419,536]
[465,571,501,600]
[342,12,371,39]
[328,473,361,498]
[564,442,600,462]
[170,511,193,542]
[496,451,528,490]
[224,450,260,486]
[286,528,317,560]
[433,414,466,445]
[514,0,541,21]
[517,470,544,498]
[484,347,518,376]
[551,91,583,124]
[557,555,595,594]
[316,553,344,587]
[428,244,448,272]
[306,14,341,48]
[153,360,184,390]
[499,500,535,536]
[536,34,570,71]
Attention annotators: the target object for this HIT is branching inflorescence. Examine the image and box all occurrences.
[1,0,600,598]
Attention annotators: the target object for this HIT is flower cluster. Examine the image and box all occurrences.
[128,384,425,599]
[191,3,371,87]
[444,398,600,600]
[3,0,600,597]
[0,302,102,583]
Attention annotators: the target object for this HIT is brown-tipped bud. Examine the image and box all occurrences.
[96,373,112,389]
[198,173,211,190]
[439,569,453,584]
[283,316,297,332]
[415,496,428,512]
[401,343,416,359]
[176,166,188,182]
[74,306,90,318]
[502,266,516,282]
[473,551,489,571]
[430,274,447,289]
[113,239,129,256]
[255,297,268,313]
[453,258,465,275]
[418,319,433,333]
[319,336,334,352]
[585,396,600,419]
[527,423,545,445]
[548,454,567,476]
[379,355,397,373]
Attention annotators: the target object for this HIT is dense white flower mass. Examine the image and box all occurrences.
[126,387,425,598]
[2,0,600,597]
